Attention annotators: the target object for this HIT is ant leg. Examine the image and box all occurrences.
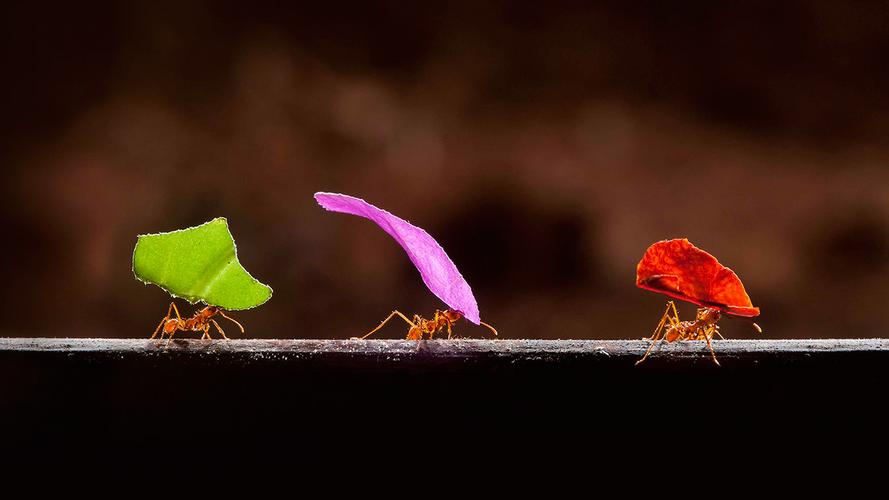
[210,319,229,339]
[636,325,666,366]
[702,325,721,366]
[158,302,186,341]
[668,301,682,326]
[641,303,671,344]
[151,318,167,340]
[218,310,245,333]
[171,302,183,321]
[644,302,673,341]
[637,303,680,365]
[164,329,177,348]
[664,301,683,333]
[361,311,417,339]
[150,302,178,339]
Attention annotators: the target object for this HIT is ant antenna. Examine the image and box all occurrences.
[480,321,498,337]
[724,313,763,334]
[218,310,246,333]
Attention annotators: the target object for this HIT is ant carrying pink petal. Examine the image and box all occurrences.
[315,192,496,340]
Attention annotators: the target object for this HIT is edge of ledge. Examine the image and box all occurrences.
[1,338,887,356]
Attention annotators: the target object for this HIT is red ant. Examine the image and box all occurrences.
[151,302,245,340]
[360,309,498,340]
[636,301,762,366]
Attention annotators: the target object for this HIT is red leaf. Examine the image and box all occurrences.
[636,239,760,317]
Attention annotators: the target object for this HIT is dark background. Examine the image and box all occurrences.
[3,1,888,340]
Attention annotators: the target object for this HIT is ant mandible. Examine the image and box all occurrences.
[636,301,762,366]
[151,302,245,340]
[361,309,498,340]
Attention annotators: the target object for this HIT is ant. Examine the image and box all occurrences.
[151,302,245,340]
[360,309,498,340]
[636,301,761,366]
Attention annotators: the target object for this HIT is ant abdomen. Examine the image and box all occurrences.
[164,320,180,334]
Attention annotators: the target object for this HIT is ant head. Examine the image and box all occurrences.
[696,308,721,323]
[441,310,464,323]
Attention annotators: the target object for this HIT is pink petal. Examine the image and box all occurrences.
[315,192,481,324]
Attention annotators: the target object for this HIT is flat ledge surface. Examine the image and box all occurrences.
[3,338,887,356]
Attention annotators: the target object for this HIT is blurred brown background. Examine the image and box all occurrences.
[2,1,888,340]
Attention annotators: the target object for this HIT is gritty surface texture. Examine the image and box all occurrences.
[3,338,888,462]
[3,338,887,356]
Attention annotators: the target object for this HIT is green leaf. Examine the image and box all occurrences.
[133,217,272,310]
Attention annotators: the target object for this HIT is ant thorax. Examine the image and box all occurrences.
[695,307,721,324]
[439,310,463,323]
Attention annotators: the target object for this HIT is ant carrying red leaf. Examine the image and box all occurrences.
[635,238,761,365]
